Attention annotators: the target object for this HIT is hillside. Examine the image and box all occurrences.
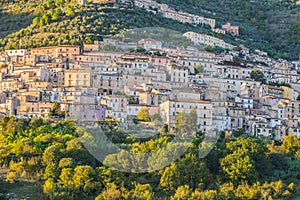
[155,0,300,60]
[0,0,203,50]
[0,0,299,60]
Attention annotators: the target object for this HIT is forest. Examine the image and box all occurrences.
[0,115,300,199]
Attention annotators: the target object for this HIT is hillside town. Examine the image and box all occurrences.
[78,0,239,35]
[0,35,300,141]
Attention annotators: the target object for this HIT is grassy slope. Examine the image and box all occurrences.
[0,0,203,51]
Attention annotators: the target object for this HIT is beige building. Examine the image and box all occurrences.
[101,95,128,123]
[31,45,80,60]
[9,54,38,66]
[160,98,212,133]
[123,74,154,88]
[216,65,252,79]
[83,41,100,52]
[259,85,284,98]
[167,63,189,87]
[282,86,298,100]
[139,89,168,106]
[64,68,91,87]
[177,53,218,75]
[93,73,123,91]
[5,49,29,57]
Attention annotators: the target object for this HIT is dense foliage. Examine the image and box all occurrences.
[0,117,300,199]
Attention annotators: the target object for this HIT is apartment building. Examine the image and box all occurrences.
[64,68,91,87]
[160,98,212,133]
[168,63,189,85]
[183,32,233,49]
[31,45,81,60]
[101,95,128,123]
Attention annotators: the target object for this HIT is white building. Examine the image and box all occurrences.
[183,32,233,49]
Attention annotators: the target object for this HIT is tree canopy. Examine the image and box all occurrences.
[0,117,299,199]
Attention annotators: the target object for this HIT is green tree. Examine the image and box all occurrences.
[160,163,180,191]
[171,185,191,200]
[66,7,75,17]
[221,150,257,184]
[41,14,50,25]
[50,102,65,118]
[129,182,153,200]
[160,153,209,191]
[29,118,44,129]
[52,12,59,21]
[42,145,61,165]
[137,107,150,121]
[281,134,300,155]
[250,69,265,82]
[176,108,198,134]
[58,168,75,190]
[73,165,96,194]
[187,108,197,132]
[221,138,271,184]
[58,157,74,168]
[194,65,204,74]
[43,178,57,198]
[44,162,59,180]
[32,17,40,26]
[95,183,126,200]
[204,45,214,52]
